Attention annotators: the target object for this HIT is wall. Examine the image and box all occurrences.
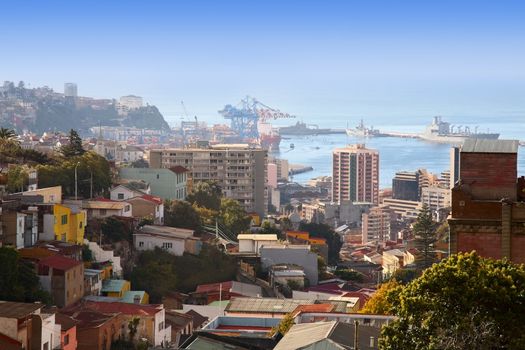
[119,168,187,200]
[260,246,319,285]
[84,240,123,277]
[134,234,186,256]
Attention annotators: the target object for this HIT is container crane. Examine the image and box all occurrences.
[218,96,295,139]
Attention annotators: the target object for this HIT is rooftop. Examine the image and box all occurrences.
[137,225,195,239]
[461,139,519,154]
[55,313,78,331]
[81,300,163,316]
[0,301,42,319]
[101,279,129,293]
[121,291,147,304]
[38,255,82,271]
[225,297,314,314]
[237,234,279,241]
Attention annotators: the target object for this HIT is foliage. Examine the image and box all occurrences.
[6,165,28,193]
[128,317,140,340]
[360,280,401,315]
[164,200,202,231]
[101,217,133,243]
[123,105,170,131]
[60,129,85,157]
[130,158,149,168]
[220,198,251,235]
[380,252,525,349]
[270,313,295,336]
[0,247,51,304]
[186,181,222,211]
[129,245,237,301]
[390,268,418,284]
[412,204,438,269]
[129,248,179,303]
[138,216,154,228]
[286,279,302,291]
[37,151,111,198]
[334,268,364,282]
[299,222,342,264]
[260,221,284,239]
[82,245,94,262]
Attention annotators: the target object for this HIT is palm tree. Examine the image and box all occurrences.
[0,127,17,141]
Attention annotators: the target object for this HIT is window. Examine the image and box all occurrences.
[43,342,49,350]
[159,321,164,331]
[61,215,68,225]
[125,205,130,212]
[162,242,173,249]
[100,209,107,216]
[64,334,69,345]
[118,193,124,200]
[79,221,83,229]
[61,234,66,241]
[139,241,144,247]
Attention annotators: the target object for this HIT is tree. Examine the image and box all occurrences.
[6,165,28,193]
[299,222,342,265]
[360,280,401,315]
[380,252,525,350]
[164,200,202,231]
[334,268,365,282]
[220,198,251,235]
[101,217,133,243]
[0,247,51,304]
[186,181,222,211]
[412,204,437,269]
[260,221,284,239]
[130,158,149,168]
[270,313,295,336]
[60,129,85,157]
[0,127,17,142]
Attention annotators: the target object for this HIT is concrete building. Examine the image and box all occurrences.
[110,184,150,201]
[0,301,58,350]
[71,199,133,219]
[362,207,391,243]
[421,185,451,219]
[260,245,319,285]
[448,139,525,263]
[382,249,406,279]
[134,225,201,256]
[237,234,279,254]
[64,83,77,97]
[333,144,379,205]
[149,144,267,217]
[382,198,422,221]
[268,156,289,181]
[392,171,420,201]
[126,195,164,224]
[119,166,188,200]
[37,255,85,308]
[117,95,143,115]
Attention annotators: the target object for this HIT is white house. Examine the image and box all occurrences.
[237,234,280,254]
[110,184,150,201]
[79,199,133,219]
[133,225,202,256]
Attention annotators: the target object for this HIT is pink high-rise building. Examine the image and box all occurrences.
[332,144,379,205]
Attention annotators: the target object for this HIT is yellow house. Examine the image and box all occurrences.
[101,279,131,298]
[23,186,62,204]
[46,204,87,244]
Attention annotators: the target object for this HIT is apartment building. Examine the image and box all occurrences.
[362,206,392,243]
[149,144,267,216]
[332,144,379,205]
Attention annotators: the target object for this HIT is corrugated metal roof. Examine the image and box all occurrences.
[225,297,314,313]
[462,139,519,154]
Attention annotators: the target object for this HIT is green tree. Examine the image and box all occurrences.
[82,245,94,262]
[220,198,251,235]
[130,158,149,168]
[129,248,178,303]
[260,220,284,239]
[186,181,222,211]
[380,252,525,349]
[164,200,202,231]
[334,268,365,282]
[0,247,51,304]
[60,129,85,157]
[0,127,17,142]
[101,217,133,243]
[413,204,437,269]
[6,165,28,193]
[299,222,342,265]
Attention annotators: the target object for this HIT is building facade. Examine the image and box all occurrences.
[119,167,188,200]
[149,144,267,217]
[362,207,391,243]
[332,144,379,205]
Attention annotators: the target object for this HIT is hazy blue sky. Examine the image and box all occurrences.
[1,0,524,124]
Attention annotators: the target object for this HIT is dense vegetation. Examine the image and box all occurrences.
[377,252,525,349]
[0,247,51,304]
[129,245,238,302]
[298,222,342,264]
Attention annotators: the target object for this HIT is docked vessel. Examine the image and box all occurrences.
[279,121,341,135]
[419,116,499,143]
[346,119,385,137]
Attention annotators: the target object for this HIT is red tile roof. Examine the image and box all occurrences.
[139,194,163,205]
[195,281,234,294]
[55,313,78,331]
[169,165,189,174]
[83,301,162,316]
[38,255,82,271]
[291,303,335,317]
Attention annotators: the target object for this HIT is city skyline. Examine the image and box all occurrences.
[1,0,524,122]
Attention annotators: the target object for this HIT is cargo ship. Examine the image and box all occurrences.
[419,116,499,143]
[279,121,343,135]
[346,119,385,137]
[258,120,281,150]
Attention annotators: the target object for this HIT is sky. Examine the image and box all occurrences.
[1,0,524,125]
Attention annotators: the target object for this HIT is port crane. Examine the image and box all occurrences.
[218,96,295,139]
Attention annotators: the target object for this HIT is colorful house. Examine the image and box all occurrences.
[101,279,131,298]
[121,291,150,304]
[42,204,86,244]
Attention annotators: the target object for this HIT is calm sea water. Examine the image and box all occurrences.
[165,115,525,189]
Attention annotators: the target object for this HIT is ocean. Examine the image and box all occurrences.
[165,115,525,189]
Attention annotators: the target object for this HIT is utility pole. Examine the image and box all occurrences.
[354,320,359,350]
[74,162,80,200]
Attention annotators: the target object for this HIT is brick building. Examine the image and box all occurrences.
[448,139,525,262]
